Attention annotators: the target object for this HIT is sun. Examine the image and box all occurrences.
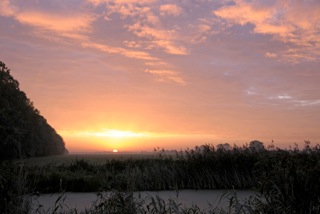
[113,149,118,153]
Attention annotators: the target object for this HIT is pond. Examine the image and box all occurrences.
[28,189,258,213]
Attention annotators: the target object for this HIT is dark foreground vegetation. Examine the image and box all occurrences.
[1,141,320,213]
[0,61,67,160]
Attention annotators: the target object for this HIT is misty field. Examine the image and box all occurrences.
[1,141,320,213]
[22,152,160,166]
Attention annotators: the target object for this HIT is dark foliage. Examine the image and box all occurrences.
[0,61,68,160]
[1,142,320,213]
[12,142,318,213]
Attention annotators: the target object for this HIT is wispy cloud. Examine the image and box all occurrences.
[0,0,17,16]
[213,0,320,63]
[294,99,320,107]
[16,12,94,38]
[0,1,95,41]
[0,0,188,85]
[159,4,183,16]
[99,0,189,56]
[81,42,159,61]
[144,69,186,85]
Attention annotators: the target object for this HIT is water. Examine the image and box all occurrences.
[28,189,257,213]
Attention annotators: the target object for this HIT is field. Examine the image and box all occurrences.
[1,141,320,213]
[22,152,161,166]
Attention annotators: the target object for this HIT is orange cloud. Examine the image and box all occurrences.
[152,40,188,55]
[213,1,272,26]
[128,23,188,55]
[0,1,95,41]
[144,69,186,85]
[82,41,159,61]
[2,1,183,83]
[160,4,182,16]
[99,0,157,4]
[144,61,168,66]
[265,52,277,58]
[123,40,142,48]
[122,50,159,61]
[15,12,94,35]
[213,0,320,62]
[190,20,217,44]
[96,1,188,56]
[0,0,17,17]
[198,24,211,33]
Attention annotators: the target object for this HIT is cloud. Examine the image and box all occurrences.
[93,1,189,56]
[15,12,94,35]
[1,0,188,85]
[152,40,188,55]
[123,40,142,48]
[213,0,320,62]
[213,1,272,26]
[144,69,186,85]
[198,24,211,33]
[159,4,182,16]
[190,18,218,44]
[127,23,189,55]
[122,50,159,61]
[0,0,17,16]
[294,99,320,107]
[88,0,157,5]
[0,1,95,41]
[265,52,277,58]
[82,42,159,61]
[268,94,292,100]
[144,61,168,67]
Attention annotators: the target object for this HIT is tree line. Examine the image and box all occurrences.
[0,61,67,160]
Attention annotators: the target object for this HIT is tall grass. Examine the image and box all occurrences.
[29,190,254,214]
[1,141,320,213]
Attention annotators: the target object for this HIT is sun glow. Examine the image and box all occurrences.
[59,129,154,152]
[89,129,146,138]
[60,128,219,152]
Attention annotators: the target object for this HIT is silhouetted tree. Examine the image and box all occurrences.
[249,140,265,152]
[0,61,68,160]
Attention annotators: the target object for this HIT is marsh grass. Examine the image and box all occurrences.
[29,190,253,214]
[1,142,320,213]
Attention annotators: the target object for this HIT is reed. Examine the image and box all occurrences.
[1,141,320,213]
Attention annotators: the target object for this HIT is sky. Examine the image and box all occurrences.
[1,0,320,152]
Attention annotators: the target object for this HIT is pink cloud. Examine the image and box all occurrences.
[213,1,272,26]
[144,69,186,85]
[265,52,277,58]
[86,0,156,5]
[190,20,218,44]
[0,1,95,41]
[111,0,157,4]
[213,0,320,62]
[82,41,159,61]
[122,50,159,61]
[144,61,168,67]
[97,1,188,56]
[128,23,188,55]
[123,40,142,48]
[152,40,188,55]
[159,4,183,16]
[15,12,94,34]
[198,24,211,33]
[0,0,17,17]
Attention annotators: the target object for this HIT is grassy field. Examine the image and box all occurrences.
[1,141,320,213]
[22,152,161,166]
